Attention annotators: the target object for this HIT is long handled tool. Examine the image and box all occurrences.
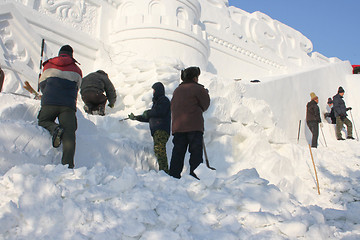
[297,120,301,144]
[203,138,216,170]
[349,110,359,141]
[308,144,320,195]
[119,117,130,122]
[320,124,327,147]
[24,81,41,99]
[38,39,45,91]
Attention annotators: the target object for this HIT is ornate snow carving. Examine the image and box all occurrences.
[0,18,33,68]
[39,0,99,35]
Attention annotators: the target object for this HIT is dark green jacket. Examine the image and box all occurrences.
[81,70,116,105]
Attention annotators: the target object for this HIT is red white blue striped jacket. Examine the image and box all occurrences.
[39,54,82,110]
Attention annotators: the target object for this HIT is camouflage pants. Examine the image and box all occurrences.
[153,130,169,173]
[336,116,352,139]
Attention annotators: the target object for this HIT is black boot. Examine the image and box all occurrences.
[98,105,105,116]
[52,126,64,148]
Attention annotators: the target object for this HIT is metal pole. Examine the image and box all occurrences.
[297,120,301,144]
[203,138,216,170]
[320,125,327,147]
[349,110,359,141]
[38,39,45,91]
[119,117,130,122]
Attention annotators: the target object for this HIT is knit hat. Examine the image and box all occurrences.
[338,86,345,93]
[181,66,201,82]
[327,98,333,104]
[58,45,73,57]
[310,92,318,100]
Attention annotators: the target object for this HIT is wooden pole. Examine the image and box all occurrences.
[308,144,320,195]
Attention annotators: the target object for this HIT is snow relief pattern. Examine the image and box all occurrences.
[39,0,99,35]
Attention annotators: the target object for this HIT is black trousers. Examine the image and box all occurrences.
[169,131,203,179]
[307,121,319,148]
[38,105,77,168]
[81,90,107,112]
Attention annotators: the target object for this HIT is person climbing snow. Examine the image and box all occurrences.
[333,86,354,140]
[306,92,322,148]
[37,45,82,169]
[80,70,116,116]
[128,82,171,173]
[169,66,210,179]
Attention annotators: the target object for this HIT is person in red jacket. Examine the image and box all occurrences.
[169,66,210,179]
[37,45,82,168]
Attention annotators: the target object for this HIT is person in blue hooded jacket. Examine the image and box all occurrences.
[128,82,171,173]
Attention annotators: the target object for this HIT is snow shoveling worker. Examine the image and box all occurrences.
[169,66,210,179]
[333,86,354,140]
[37,45,82,169]
[128,82,171,173]
[80,70,116,116]
[306,92,322,148]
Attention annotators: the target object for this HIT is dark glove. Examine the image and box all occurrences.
[340,114,345,121]
[142,110,150,119]
[346,107,352,111]
[324,113,330,118]
[128,113,137,120]
[108,103,114,108]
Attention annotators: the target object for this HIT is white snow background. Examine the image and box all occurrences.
[1,3,360,240]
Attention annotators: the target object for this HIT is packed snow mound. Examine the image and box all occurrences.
[1,163,356,240]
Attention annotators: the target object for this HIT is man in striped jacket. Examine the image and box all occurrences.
[37,45,82,168]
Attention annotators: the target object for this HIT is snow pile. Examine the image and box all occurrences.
[0,163,345,239]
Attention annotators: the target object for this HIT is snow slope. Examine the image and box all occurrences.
[1,58,360,239]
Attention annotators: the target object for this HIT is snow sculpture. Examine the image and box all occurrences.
[0,0,345,82]
[110,0,209,70]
